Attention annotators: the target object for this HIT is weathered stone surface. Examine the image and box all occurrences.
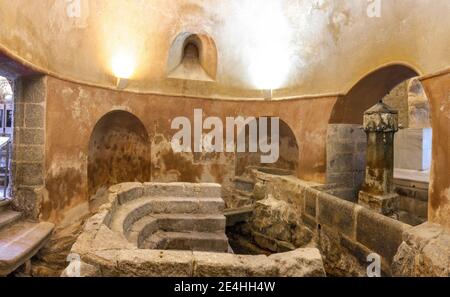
[269,248,326,277]
[24,104,45,128]
[252,182,267,200]
[31,219,85,277]
[193,252,277,277]
[0,222,54,276]
[115,250,194,277]
[15,163,44,186]
[317,225,366,277]
[91,225,136,251]
[155,213,226,233]
[250,195,313,250]
[304,189,317,217]
[317,193,356,238]
[356,207,410,262]
[19,128,45,145]
[144,182,222,198]
[358,191,399,216]
[14,146,44,163]
[113,183,144,205]
[392,223,450,276]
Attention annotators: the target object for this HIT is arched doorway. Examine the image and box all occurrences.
[235,118,299,176]
[326,64,431,224]
[88,110,151,204]
[327,64,421,202]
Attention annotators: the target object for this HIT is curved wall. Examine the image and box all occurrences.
[0,0,449,98]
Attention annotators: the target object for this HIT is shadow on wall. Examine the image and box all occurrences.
[235,118,299,176]
[329,64,420,125]
[88,110,151,201]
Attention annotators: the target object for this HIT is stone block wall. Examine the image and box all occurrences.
[382,81,409,128]
[11,76,47,218]
[250,173,412,276]
[326,124,367,202]
[394,178,428,226]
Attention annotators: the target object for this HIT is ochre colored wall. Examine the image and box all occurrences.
[0,1,449,98]
[420,71,450,230]
[44,76,336,224]
[88,110,152,198]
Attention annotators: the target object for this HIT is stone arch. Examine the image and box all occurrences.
[235,117,299,176]
[88,110,151,200]
[167,32,218,81]
[326,64,421,201]
[330,64,420,125]
[326,64,432,225]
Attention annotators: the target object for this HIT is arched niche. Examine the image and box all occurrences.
[88,110,151,201]
[235,118,299,176]
[167,32,218,81]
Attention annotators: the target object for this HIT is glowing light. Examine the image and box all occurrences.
[111,50,136,79]
[248,2,292,90]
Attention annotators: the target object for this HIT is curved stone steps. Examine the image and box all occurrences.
[142,231,229,252]
[0,221,54,276]
[127,217,159,247]
[110,196,225,235]
[0,210,22,230]
[122,213,226,246]
[117,182,222,205]
[233,177,255,192]
[153,213,226,233]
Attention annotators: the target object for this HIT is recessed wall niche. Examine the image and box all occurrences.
[167,33,217,82]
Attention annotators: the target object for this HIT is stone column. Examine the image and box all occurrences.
[358,101,399,215]
[11,76,47,219]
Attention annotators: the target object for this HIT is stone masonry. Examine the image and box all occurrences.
[63,182,326,277]
[11,76,47,219]
[358,102,400,215]
[326,124,367,202]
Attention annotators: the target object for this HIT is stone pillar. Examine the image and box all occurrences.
[358,101,399,215]
[11,76,47,219]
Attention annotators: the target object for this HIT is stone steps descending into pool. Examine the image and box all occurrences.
[107,183,229,253]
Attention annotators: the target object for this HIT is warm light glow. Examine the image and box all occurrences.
[111,50,136,79]
[247,1,292,90]
[218,1,293,90]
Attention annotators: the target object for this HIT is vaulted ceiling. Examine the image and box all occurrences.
[0,0,449,99]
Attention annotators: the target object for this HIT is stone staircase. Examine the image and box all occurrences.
[227,176,255,208]
[0,199,54,276]
[109,184,229,253]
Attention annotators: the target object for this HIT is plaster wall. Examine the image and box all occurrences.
[420,71,450,230]
[0,1,449,98]
[42,76,335,225]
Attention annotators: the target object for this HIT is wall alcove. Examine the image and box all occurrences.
[167,33,218,82]
[87,110,152,202]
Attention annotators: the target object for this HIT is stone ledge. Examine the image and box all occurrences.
[392,222,450,277]
[65,182,326,277]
